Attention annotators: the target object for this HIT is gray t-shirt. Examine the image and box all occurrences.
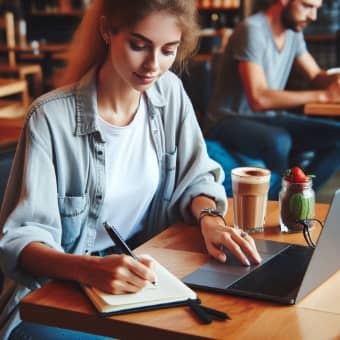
[209,12,307,118]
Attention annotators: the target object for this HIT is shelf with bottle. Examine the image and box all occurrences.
[30,10,83,16]
[29,0,90,17]
[198,8,241,32]
[196,0,241,55]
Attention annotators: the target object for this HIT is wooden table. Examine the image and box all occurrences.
[0,43,68,57]
[19,201,340,340]
[0,43,69,77]
[304,33,336,43]
[304,102,340,116]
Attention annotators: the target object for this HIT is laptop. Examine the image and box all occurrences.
[183,189,340,305]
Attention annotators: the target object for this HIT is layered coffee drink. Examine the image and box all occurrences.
[231,167,271,233]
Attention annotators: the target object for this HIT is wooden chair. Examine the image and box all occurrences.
[336,29,340,66]
[0,78,29,118]
[0,12,43,98]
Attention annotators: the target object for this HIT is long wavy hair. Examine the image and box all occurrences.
[59,0,200,86]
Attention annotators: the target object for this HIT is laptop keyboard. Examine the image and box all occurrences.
[228,245,314,297]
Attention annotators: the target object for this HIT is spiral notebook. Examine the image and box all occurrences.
[83,256,197,316]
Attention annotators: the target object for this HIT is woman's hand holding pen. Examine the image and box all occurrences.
[83,254,156,294]
[200,216,262,266]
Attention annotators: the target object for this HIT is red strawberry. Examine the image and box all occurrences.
[284,166,308,183]
[291,166,308,182]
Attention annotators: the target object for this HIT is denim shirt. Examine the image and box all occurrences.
[0,67,226,337]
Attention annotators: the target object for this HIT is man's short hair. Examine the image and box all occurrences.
[253,0,277,13]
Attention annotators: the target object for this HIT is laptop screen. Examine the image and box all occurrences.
[296,189,340,302]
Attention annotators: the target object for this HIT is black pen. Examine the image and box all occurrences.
[103,222,156,285]
[103,222,139,261]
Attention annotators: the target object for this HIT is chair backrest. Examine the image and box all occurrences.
[0,141,16,209]
[0,141,16,294]
[0,78,29,116]
[181,58,213,126]
[0,12,17,67]
[337,29,340,67]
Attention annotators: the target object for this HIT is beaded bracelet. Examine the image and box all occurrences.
[198,208,226,227]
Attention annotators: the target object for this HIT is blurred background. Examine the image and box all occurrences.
[0,0,339,205]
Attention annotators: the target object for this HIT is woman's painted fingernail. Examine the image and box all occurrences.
[244,258,251,266]
[218,254,226,262]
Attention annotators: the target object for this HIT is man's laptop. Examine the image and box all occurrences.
[183,189,340,305]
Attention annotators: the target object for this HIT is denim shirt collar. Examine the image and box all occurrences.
[73,66,167,137]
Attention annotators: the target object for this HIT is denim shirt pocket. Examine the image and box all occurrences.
[58,194,89,250]
[163,148,177,202]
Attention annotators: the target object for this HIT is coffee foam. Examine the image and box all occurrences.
[231,167,270,184]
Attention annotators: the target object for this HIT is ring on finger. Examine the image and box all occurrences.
[240,231,248,238]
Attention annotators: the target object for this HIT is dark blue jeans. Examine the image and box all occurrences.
[208,112,340,191]
[9,321,113,340]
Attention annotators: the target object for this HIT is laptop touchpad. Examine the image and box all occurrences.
[183,239,290,289]
[183,268,241,289]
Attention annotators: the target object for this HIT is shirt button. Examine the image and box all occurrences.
[97,150,103,155]
[96,195,102,200]
[85,249,89,254]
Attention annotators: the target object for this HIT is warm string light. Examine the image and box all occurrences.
[197,0,240,10]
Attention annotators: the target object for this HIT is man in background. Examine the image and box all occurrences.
[208,0,340,191]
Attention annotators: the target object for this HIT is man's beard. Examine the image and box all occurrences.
[281,6,310,32]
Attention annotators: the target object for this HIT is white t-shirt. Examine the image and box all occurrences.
[93,96,159,251]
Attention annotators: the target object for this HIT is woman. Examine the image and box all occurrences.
[0,1,261,338]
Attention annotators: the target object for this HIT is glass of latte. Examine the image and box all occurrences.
[231,167,271,233]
